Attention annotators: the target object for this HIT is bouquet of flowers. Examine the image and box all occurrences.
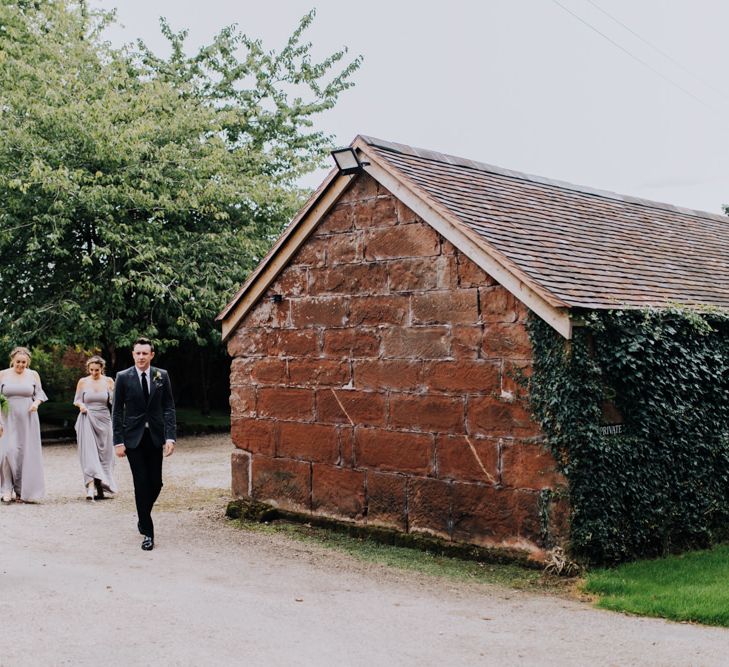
[0,393,7,417]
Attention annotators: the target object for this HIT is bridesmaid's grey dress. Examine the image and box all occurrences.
[0,373,48,501]
[74,386,117,493]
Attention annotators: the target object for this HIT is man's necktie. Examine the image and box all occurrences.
[141,371,150,402]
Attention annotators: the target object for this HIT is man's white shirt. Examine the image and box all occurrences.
[135,367,150,427]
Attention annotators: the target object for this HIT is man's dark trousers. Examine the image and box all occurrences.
[126,429,163,538]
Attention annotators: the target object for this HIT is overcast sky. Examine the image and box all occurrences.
[90,0,729,214]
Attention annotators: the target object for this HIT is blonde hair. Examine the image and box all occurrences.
[9,346,31,365]
[86,355,106,373]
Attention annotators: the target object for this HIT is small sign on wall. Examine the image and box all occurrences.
[600,400,623,436]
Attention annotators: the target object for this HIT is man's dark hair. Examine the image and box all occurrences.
[133,337,155,352]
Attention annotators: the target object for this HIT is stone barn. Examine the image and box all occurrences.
[217,136,726,561]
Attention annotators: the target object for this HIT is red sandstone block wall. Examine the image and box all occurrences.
[228,174,565,555]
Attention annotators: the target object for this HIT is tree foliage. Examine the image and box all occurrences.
[0,0,360,366]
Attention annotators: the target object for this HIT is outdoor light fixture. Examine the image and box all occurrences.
[330,147,369,175]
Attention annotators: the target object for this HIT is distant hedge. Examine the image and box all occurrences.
[528,308,729,565]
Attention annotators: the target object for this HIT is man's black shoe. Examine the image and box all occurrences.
[141,536,154,551]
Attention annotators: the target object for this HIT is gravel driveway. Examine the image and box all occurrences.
[1,434,727,666]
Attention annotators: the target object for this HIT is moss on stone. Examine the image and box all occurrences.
[225,498,541,569]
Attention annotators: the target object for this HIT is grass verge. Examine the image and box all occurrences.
[40,401,229,435]
[40,400,77,426]
[175,407,230,434]
[232,517,573,594]
[583,544,729,627]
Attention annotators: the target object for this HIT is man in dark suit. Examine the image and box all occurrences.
[112,337,176,551]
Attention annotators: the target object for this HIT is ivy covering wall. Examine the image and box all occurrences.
[528,308,729,565]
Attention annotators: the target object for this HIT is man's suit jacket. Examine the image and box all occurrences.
[112,366,176,449]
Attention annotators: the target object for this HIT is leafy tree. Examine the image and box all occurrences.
[0,0,360,383]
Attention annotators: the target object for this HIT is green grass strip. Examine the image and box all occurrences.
[584,544,729,627]
[41,400,229,432]
[236,519,568,593]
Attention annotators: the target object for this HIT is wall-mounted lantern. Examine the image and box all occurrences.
[330,147,370,175]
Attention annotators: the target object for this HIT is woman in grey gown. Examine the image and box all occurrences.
[0,347,48,503]
[73,355,116,501]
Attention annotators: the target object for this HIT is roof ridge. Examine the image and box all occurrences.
[358,135,728,225]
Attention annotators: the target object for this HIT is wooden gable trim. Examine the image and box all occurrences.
[219,171,355,340]
[354,138,573,339]
[219,140,573,341]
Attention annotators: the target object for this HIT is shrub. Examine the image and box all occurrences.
[1,346,88,402]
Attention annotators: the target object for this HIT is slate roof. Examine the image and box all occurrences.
[361,136,729,311]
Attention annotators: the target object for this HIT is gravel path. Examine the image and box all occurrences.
[1,434,727,666]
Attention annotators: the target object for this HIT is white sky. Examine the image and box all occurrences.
[90,0,729,214]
